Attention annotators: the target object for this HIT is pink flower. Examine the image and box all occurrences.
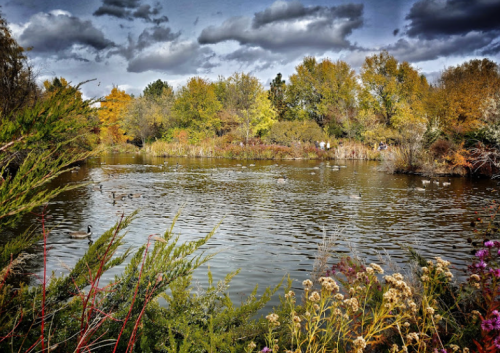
[261,347,272,353]
[485,241,495,248]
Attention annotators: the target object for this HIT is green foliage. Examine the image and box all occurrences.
[265,120,324,146]
[144,79,172,98]
[268,73,288,121]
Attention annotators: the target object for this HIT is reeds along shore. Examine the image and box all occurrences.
[142,140,381,160]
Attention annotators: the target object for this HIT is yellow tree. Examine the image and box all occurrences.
[173,77,222,140]
[436,58,500,135]
[360,51,428,128]
[225,72,276,141]
[98,87,131,144]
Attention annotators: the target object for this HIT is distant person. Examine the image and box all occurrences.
[319,141,325,150]
[240,142,244,147]
[326,142,330,150]
[378,141,387,151]
[314,141,319,149]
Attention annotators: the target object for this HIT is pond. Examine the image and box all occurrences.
[13,154,499,311]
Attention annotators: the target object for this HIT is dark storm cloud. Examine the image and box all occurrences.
[93,0,167,23]
[198,0,363,51]
[406,0,500,39]
[127,41,217,74]
[252,1,362,28]
[17,11,114,55]
[393,29,399,36]
[108,25,180,59]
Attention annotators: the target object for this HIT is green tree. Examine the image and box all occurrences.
[0,12,39,117]
[173,77,222,140]
[226,72,276,142]
[268,73,288,121]
[143,79,171,99]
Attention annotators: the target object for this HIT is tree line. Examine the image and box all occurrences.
[99,53,500,158]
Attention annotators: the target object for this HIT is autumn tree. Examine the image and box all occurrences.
[0,12,39,118]
[268,73,288,121]
[225,72,276,142]
[435,58,500,135]
[286,57,359,133]
[98,87,131,144]
[173,77,222,140]
[360,51,428,129]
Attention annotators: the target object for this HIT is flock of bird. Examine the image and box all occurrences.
[68,161,452,241]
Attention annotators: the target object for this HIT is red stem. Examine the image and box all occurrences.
[112,235,153,353]
[41,211,47,352]
[76,215,124,352]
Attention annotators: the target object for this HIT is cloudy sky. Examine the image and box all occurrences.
[2,0,500,98]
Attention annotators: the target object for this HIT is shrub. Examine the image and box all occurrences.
[264,121,325,146]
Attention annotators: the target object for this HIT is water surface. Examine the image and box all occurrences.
[15,154,497,310]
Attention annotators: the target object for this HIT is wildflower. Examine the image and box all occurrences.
[266,313,279,325]
[349,288,355,295]
[449,344,460,352]
[248,342,257,350]
[285,290,295,299]
[473,282,481,289]
[475,249,488,258]
[421,275,430,282]
[470,274,480,281]
[406,332,419,342]
[302,279,313,289]
[313,304,320,311]
[273,345,279,352]
[261,347,272,353]
[493,310,500,317]
[309,291,320,302]
[334,293,344,300]
[421,266,429,273]
[370,263,384,274]
[434,314,442,322]
[403,322,411,328]
[491,268,500,278]
[494,336,500,349]
[436,257,451,267]
[366,266,374,275]
[390,344,399,353]
[344,298,359,311]
[292,315,301,323]
[353,336,367,350]
[445,271,453,279]
[333,308,342,316]
[485,240,494,248]
[393,273,404,281]
[475,260,487,269]
[305,311,311,318]
[493,318,500,330]
[408,301,418,313]
[463,348,470,353]
[426,307,435,315]
[472,310,481,316]
[481,319,493,331]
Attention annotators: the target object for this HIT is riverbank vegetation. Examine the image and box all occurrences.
[3,10,500,352]
[97,52,500,176]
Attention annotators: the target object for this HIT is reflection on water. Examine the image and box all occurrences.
[12,154,498,311]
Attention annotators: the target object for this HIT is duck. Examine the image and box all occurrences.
[433,180,440,185]
[70,225,92,239]
[422,180,431,185]
[415,186,426,192]
[442,179,451,186]
[128,193,142,198]
[93,184,103,192]
[111,191,127,200]
[277,176,287,184]
[349,193,361,199]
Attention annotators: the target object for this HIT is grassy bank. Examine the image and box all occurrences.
[143,140,381,160]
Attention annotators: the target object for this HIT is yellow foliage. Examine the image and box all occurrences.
[98,87,131,145]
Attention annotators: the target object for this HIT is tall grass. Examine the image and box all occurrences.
[144,140,380,160]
